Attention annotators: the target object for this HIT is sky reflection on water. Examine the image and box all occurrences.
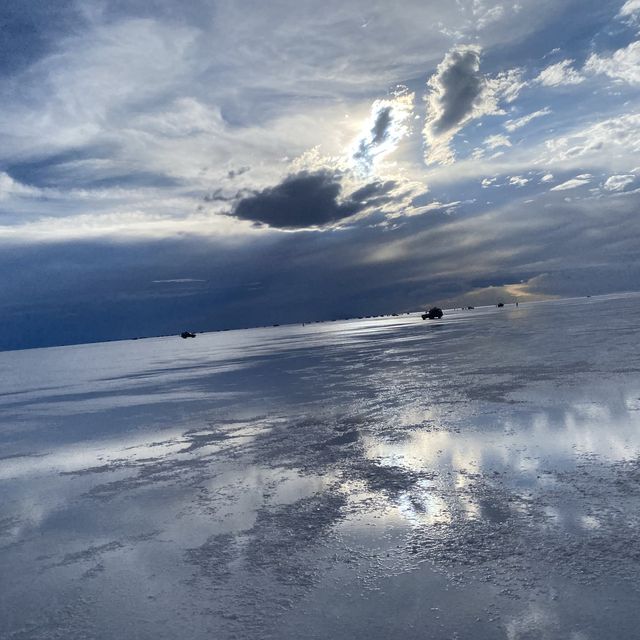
[1,293,640,638]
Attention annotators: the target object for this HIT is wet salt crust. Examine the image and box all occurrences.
[1,293,640,639]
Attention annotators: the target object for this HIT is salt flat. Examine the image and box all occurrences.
[1,293,640,639]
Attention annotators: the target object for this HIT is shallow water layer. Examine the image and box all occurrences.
[1,293,640,639]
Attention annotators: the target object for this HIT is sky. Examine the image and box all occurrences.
[1,0,640,350]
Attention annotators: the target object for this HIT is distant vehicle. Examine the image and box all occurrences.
[422,307,444,320]
[180,331,196,339]
[497,302,505,308]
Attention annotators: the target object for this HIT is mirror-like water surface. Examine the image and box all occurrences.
[1,293,640,639]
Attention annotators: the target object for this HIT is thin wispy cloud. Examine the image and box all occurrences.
[503,107,552,132]
[484,134,511,149]
[550,175,592,191]
[152,278,207,284]
[535,59,584,87]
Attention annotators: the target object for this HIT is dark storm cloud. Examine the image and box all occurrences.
[231,171,395,229]
[429,46,484,135]
[349,180,396,203]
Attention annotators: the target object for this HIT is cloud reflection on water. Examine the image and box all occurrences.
[2,294,640,638]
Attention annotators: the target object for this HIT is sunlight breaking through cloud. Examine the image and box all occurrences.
[352,90,414,175]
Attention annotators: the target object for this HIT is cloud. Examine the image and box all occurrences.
[503,107,552,132]
[0,1,82,77]
[423,45,523,165]
[484,134,511,149]
[2,0,640,351]
[487,68,526,103]
[584,41,640,85]
[540,173,554,183]
[472,1,505,29]
[550,175,592,191]
[425,46,484,140]
[536,59,584,87]
[352,91,414,173]
[619,0,640,17]
[0,0,611,245]
[0,171,41,199]
[227,166,250,179]
[5,182,640,349]
[544,113,640,164]
[0,209,250,243]
[603,174,636,191]
[230,171,395,229]
[152,278,207,284]
[508,175,529,187]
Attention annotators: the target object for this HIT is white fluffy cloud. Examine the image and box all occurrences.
[619,0,640,17]
[585,41,640,85]
[536,59,584,87]
[603,174,636,191]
